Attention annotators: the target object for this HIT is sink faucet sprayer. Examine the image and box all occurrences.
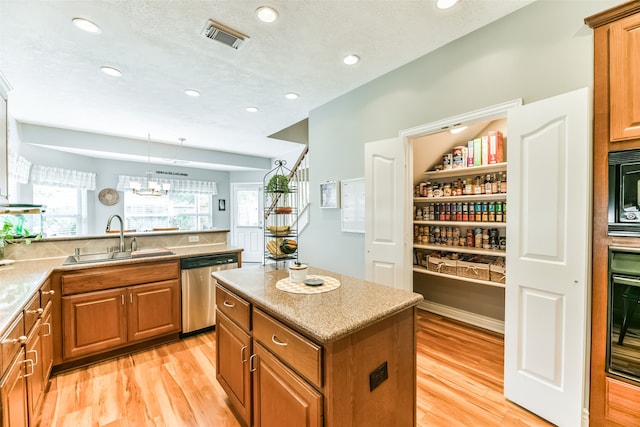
[105,214,126,252]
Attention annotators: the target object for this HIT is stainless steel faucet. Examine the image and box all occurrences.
[105,214,126,252]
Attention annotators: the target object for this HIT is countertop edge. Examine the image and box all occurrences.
[214,269,423,345]
[0,244,244,335]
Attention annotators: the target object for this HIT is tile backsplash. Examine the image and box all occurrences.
[4,230,229,261]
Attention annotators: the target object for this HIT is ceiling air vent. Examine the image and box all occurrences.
[200,20,248,50]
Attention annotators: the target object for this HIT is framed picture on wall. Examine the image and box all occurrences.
[320,181,340,208]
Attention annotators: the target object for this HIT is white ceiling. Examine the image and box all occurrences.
[0,0,533,165]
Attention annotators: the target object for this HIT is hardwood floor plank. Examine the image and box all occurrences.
[36,310,552,426]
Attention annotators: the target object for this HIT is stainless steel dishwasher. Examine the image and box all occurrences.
[180,253,238,335]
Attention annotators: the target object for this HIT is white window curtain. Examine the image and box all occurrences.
[8,152,31,184]
[30,165,96,190]
[116,175,218,195]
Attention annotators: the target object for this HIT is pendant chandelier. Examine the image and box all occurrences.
[129,134,170,197]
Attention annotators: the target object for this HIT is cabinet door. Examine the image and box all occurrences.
[25,317,45,422]
[62,288,127,360]
[610,13,640,142]
[40,302,53,387]
[216,311,251,426]
[127,280,180,343]
[0,349,28,427]
[253,343,322,427]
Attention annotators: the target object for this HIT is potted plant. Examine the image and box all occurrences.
[0,216,40,259]
[266,174,290,193]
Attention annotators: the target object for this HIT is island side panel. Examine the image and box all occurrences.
[323,306,417,426]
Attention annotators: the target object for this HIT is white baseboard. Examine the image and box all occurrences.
[418,300,505,334]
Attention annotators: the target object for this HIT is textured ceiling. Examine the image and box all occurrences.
[0,0,533,165]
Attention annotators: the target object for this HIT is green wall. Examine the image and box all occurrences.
[302,0,617,317]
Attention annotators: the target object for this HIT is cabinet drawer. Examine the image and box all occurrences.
[62,261,180,295]
[215,285,250,332]
[253,308,322,388]
[23,293,42,335]
[40,278,54,307]
[1,314,25,375]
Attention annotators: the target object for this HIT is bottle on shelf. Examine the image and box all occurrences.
[474,176,483,195]
[491,174,498,194]
[484,174,492,194]
[500,172,507,193]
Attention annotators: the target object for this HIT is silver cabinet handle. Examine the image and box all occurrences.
[41,289,55,295]
[241,345,248,363]
[26,307,44,315]
[23,358,35,377]
[130,293,133,304]
[121,295,124,305]
[223,300,235,308]
[249,354,257,372]
[27,349,38,366]
[271,335,288,347]
[42,322,52,337]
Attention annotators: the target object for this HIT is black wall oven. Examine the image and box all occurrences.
[609,149,640,236]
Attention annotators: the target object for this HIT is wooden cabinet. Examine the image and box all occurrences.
[62,288,127,359]
[252,342,322,427]
[609,12,640,143]
[62,279,180,360]
[216,310,252,426]
[586,2,640,425]
[0,348,28,427]
[25,301,53,424]
[127,280,180,343]
[215,281,416,426]
[1,278,54,427]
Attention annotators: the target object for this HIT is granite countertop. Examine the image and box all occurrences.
[213,265,423,344]
[0,244,243,335]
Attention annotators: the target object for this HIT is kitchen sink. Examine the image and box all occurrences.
[63,251,132,265]
[62,248,175,265]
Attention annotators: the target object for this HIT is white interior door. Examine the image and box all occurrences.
[364,137,410,291]
[504,87,591,426]
[230,182,263,263]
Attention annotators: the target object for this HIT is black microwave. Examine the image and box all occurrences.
[609,150,640,236]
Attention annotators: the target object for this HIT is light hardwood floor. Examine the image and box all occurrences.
[36,310,552,426]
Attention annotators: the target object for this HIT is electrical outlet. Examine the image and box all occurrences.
[188,235,199,243]
[369,361,388,391]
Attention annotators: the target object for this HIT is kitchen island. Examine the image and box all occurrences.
[213,265,423,427]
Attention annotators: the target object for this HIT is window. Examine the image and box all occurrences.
[32,185,87,236]
[124,192,212,232]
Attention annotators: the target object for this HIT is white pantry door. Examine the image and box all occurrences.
[504,87,591,426]
[364,137,410,291]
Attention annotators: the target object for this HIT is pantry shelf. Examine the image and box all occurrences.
[423,162,507,179]
[413,194,506,203]
[414,220,506,228]
[413,266,506,288]
[413,243,506,257]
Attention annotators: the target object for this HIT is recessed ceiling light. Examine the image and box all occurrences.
[450,126,467,135]
[285,92,299,100]
[246,106,259,113]
[184,89,200,97]
[100,66,122,77]
[256,6,279,23]
[343,54,360,65]
[436,0,458,10]
[72,18,101,33]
